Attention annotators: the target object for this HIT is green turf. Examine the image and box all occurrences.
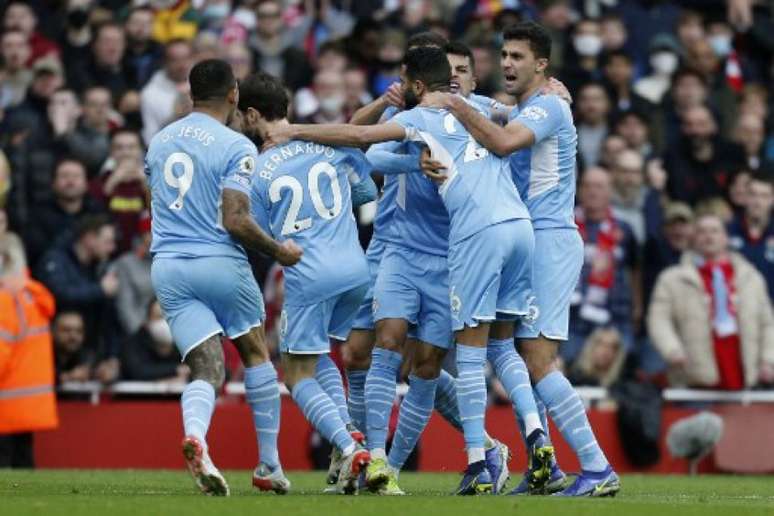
[2,470,774,516]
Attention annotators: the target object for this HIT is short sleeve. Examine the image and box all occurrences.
[249,181,272,236]
[339,147,373,185]
[514,95,564,144]
[223,137,259,195]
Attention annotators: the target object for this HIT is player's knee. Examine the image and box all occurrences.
[411,359,442,380]
[519,339,557,382]
[233,328,270,367]
[343,331,374,370]
[375,332,403,353]
[185,337,226,390]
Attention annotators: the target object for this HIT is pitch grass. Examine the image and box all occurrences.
[2,470,774,516]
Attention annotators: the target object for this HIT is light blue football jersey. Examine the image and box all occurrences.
[508,92,578,230]
[391,104,530,245]
[145,112,259,259]
[251,141,370,305]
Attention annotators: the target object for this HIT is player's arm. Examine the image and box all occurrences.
[267,122,407,148]
[365,141,419,176]
[442,94,535,156]
[349,83,403,125]
[221,188,302,266]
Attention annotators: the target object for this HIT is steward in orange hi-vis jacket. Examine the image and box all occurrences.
[0,233,58,468]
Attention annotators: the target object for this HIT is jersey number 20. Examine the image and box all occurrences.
[269,162,343,235]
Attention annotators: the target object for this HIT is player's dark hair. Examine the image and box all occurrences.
[403,46,451,92]
[445,41,475,72]
[189,58,236,104]
[406,31,448,51]
[238,71,288,121]
[503,21,552,60]
[74,213,114,240]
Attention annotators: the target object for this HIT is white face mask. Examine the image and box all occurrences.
[709,35,732,58]
[148,319,173,345]
[319,94,345,115]
[650,51,678,75]
[574,34,603,57]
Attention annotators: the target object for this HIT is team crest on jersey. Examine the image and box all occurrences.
[449,287,462,317]
[239,156,256,175]
[520,106,548,122]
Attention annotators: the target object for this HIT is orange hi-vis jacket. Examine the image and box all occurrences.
[0,277,58,434]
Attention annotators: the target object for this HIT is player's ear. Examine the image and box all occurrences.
[535,57,549,74]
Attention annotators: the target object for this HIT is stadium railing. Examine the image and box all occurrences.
[58,381,774,406]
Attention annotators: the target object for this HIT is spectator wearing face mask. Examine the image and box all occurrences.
[121,299,188,382]
[728,170,774,298]
[560,18,604,96]
[634,33,681,105]
[296,69,347,124]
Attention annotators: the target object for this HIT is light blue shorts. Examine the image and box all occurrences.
[350,237,386,331]
[448,220,534,332]
[280,283,369,354]
[151,256,265,360]
[373,244,452,349]
[515,228,583,341]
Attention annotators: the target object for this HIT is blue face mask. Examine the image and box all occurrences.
[203,3,231,21]
[709,35,732,57]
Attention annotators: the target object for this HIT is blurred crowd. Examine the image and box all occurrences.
[0,0,773,395]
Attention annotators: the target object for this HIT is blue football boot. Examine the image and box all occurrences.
[554,465,620,497]
[454,460,493,495]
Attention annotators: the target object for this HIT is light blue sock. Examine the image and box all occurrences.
[388,374,438,471]
[456,344,488,455]
[365,347,402,452]
[316,354,351,425]
[291,377,354,454]
[181,380,216,446]
[346,369,368,432]
[536,371,609,472]
[244,362,281,469]
[487,339,542,438]
[434,369,462,431]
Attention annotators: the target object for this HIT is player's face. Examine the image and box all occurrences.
[448,53,476,97]
[500,39,546,97]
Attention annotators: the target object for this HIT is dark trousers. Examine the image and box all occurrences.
[0,432,34,468]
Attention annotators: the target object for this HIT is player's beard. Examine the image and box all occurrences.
[403,88,420,109]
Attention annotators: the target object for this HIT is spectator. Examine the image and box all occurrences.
[2,60,65,228]
[0,232,58,468]
[732,113,765,171]
[53,311,92,383]
[54,86,114,176]
[113,215,153,335]
[599,133,627,169]
[537,0,572,73]
[89,129,147,253]
[316,40,349,75]
[35,214,121,383]
[613,109,655,159]
[633,33,681,105]
[675,10,704,52]
[140,39,192,144]
[728,168,752,216]
[602,51,652,117]
[296,69,347,124]
[121,299,188,382]
[575,82,611,170]
[643,202,695,307]
[568,167,640,364]
[249,0,313,92]
[372,29,405,96]
[568,327,627,388]
[68,22,130,100]
[59,0,93,79]
[123,6,163,90]
[469,41,500,97]
[728,171,774,298]
[0,29,32,108]
[2,1,58,63]
[222,42,253,81]
[25,158,103,267]
[648,212,774,389]
[599,14,628,55]
[610,148,658,245]
[684,38,737,135]
[343,66,372,120]
[560,18,604,95]
[663,104,746,206]
[661,67,709,147]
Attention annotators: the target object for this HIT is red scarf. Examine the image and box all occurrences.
[575,208,620,290]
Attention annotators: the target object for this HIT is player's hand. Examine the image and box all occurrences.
[420,147,446,183]
[543,78,573,105]
[100,271,119,297]
[275,239,303,266]
[383,82,404,109]
[646,158,667,191]
[94,357,120,384]
[421,91,453,110]
[264,124,295,149]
